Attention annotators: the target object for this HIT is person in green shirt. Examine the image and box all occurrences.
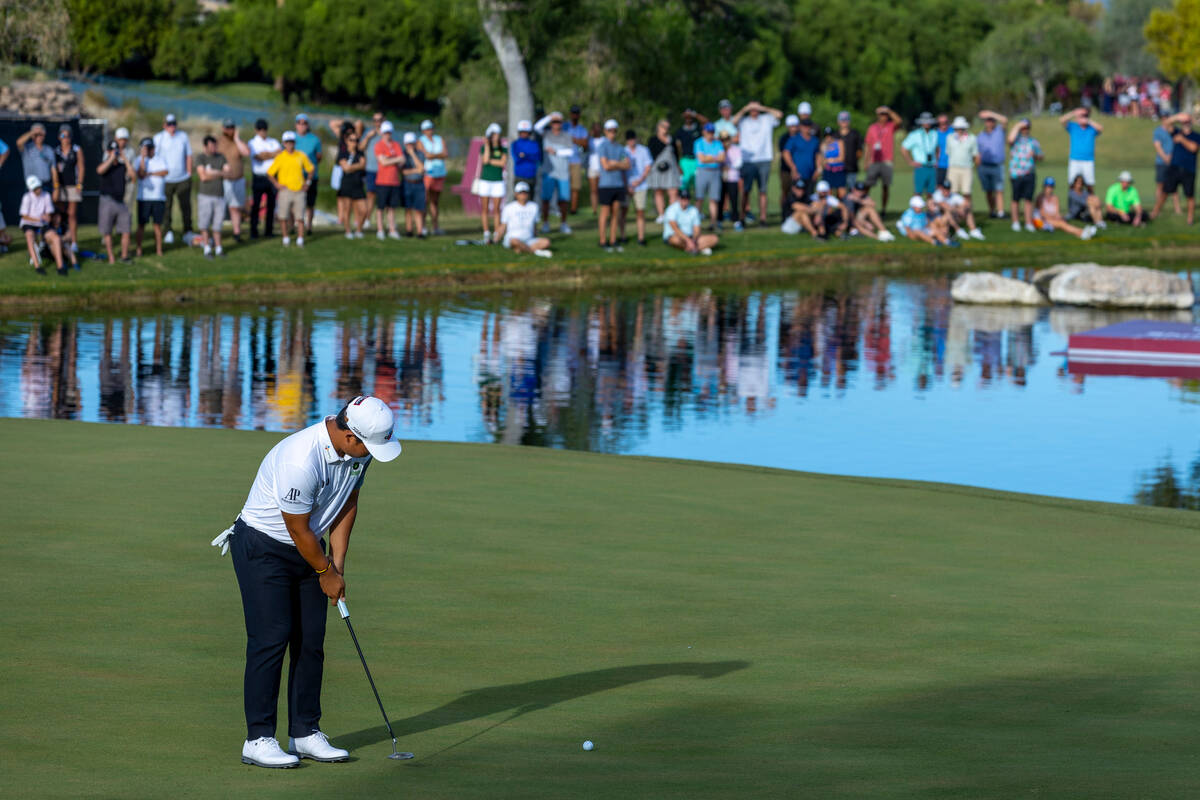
[474,123,507,242]
[1104,171,1144,226]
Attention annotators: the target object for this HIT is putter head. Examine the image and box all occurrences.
[388,739,414,760]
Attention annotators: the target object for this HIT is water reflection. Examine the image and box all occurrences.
[1,277,1197,506]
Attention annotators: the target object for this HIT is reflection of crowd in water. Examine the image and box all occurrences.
[6,279,1128,432]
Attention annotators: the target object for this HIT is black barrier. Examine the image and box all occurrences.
[0,115,107,225]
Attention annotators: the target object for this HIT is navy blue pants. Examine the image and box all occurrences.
[230,518,328,740]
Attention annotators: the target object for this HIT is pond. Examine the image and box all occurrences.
[2,273,1198,508]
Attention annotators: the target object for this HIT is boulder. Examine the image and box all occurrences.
[951,272,1047,306]
[1031,264,1072,295]
[0,81,81,117]
[1047,264,1195,309]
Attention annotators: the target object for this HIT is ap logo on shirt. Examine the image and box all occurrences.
[284,488,301,503]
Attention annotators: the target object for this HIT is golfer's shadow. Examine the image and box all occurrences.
[337,660,750,751]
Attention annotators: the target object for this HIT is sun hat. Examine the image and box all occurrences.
[816,180,831,193]
[785,114,800,126]
[798,101,813,116]
[517,119,533,132]
[1118,170,1133,183]
[485,122,502,136]
[281,131,296,142]
[380,121,395,133]
[515,181,531,193]
[420,119,434,130]
[909,195,926,209]
[345,396,403,462]
[25,175,41,191]
[915,111,935,126]
[604,119,619,130]
[402,132,416,144]
[952,116,969,129]
[115,127,130,140]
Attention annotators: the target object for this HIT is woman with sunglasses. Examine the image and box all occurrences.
[52,124,84,252]
[335,124,368,238]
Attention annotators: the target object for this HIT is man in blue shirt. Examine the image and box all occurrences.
[976,110,1009,218]
[293,113,323,234]
[596,119,630,251]
[693,123,725,230]
[1152,115,1181,216]
[901,112,939,197]
[1059,107,1103,189]
[783,119,819,185]
[511,119,541,190]
[1151,112,1200,225]
[934,114,951,188]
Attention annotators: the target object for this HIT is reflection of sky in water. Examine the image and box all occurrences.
[1,276,1199,506]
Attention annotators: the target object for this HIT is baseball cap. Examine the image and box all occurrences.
[281,131,296,142]
[402,132,417,144]
[255,118,269,131]
[380,121,395,133]
[25,175,41,191]
[702,122,715,133]
[485,122,502,136]
[792,178,806,190]
[678,189,691,199]
[517,119,533,132]
[1044,176,1056,186]
[140,137,154,148]
[1119,170,1133,183]
[549,111,563,122]
[816,180,831,193]
[345,396,403,462]
[798,101,813,116]
[853,181,867,191]
[115,127,130,139]
[165,113,177,124]
[1019,117,1031,128]
[837,111,851,122]
[718,99,732,109]
[604,119,619,130]
[515,181,531,193]
[952,115,969,130]
[570,104,581,113]
[221,119,235,129]
[821,126,834,137]
[421,119,434,130]
[295,112,309,122]
[909,196,926,209]
[785,114,800,126]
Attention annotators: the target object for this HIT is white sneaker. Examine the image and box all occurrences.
[1024,223,1036,233]
[289,731,349,763]
[1011,222,1020,232]
[363,219,371,230]
[700,247,712,256]
[560,223,572,234]
[242,736,300,769]
[377,230,385,241]
[654,215,664,225]
[533,248,552,258]
[1097,220,1108,229]
[296,236,305,247]
[354,231,364,239]
[956,228,969,239]
[215,246,224,256]
[345,232,354,240]
[164,231,175,244]
[482,231,492,243]
[969,228,985,240]
[878,231,895,242]
[388,230,402,240]
[1081,227,1093,240]
[281,236,290,247]
[203,245,212,256]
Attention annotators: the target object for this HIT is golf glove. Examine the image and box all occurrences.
[211,525,235,556]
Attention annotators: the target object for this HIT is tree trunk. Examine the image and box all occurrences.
[1032,77,1046,114]
[479,0,534,145]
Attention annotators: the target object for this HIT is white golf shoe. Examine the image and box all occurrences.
[289,731,350,763]
[242,736,300,768]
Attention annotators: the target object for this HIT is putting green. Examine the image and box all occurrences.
[4,418,1200,798]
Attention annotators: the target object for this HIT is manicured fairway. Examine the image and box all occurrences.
[4,418,1200,798]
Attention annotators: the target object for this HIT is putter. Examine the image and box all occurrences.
[337,598,414,760]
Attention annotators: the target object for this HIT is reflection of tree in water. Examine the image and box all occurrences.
[1134,452,1200,510]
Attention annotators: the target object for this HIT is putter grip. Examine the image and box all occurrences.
[337,598,349,619]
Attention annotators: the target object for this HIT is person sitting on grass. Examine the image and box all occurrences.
[811,180,848,239]
[19,175,65,274]
[897,195,953,246]
[663,189,718,255]
[930,180,982,241]
[495,181,552,258]
[401,132,426,238]
[1067,174,1106,229]
[843,181,895,241]
[1034,176,1095,239]
[135,137,168,257]
[780,179,818,237]
[1104,171,1144,227]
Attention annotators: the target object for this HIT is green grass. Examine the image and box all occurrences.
[4,418,1200,798]
[3,116,1193,313]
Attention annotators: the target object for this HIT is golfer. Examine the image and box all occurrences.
[211,396,403,768]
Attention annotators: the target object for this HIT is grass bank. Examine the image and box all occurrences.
[4,419,1200,798]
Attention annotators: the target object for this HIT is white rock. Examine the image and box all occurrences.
[1047,264,1194,309]
[950,272,1046,306]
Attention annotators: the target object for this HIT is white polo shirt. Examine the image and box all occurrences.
[239,417,371,544]
[249,134,281,177]
[152,129,192,183]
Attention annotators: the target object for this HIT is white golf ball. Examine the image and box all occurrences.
[582,740,594,751]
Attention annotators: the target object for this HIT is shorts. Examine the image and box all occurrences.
[223,177,246,208]
[1164,165,1196,199]
[475,179,505,199]
[694,168,722,202]
[742,160,771,195]
[137,200,165,225]
[1010,172,1036,202]
[403,180,426,211]
[936,166,948,187]
[597,186,626,206]
[276,188,306,221]
[423,175,445,193]
[824,170,846,189]
[305,177,318,209]
[978,163,1004,193]
[570,163,583,192]
[1156,163,1170,184]
[913,165,937,195]
[375,183,403,209]
[1068,159,1095,187]
[58,185,82,203]
[587,153,600,179]
[947,165,973,196]
[365,171,377,193]
[626,188,648,211]
[503,234,536,249]
[197,193,227,231]
[541,176,570,203]
[864,161,893,187]
[98,195,130,236]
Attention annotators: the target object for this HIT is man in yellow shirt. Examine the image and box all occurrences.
[267,131,315,247]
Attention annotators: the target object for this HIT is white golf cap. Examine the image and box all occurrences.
[1119,170,1133,182]
[402,132,416,144]
[909,195,926,209]
[380,121,395,133]
[115,127,130,140]
[517,119,533,132]
[514,181,531,193]
[785,114,800,126]
[421,119,434,130]
[816,180,831,193]
[25,175,41,191]
[281,131,296,142]
[485,122,501,136]
[345,396,403,462]
[604,118,619,130]
[798,101,813,116]
[952,115,969,129]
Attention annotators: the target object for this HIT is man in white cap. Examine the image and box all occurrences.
[267,131,315,247]
[1104,171,1144,226]
[944,116,979,201]
[495,181,552,257]
[372,121,404,240]
[212,396,404,769]
[153,113,193,244]
[511,119,541,190]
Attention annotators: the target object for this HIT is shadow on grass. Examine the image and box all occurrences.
[337,660,750,751]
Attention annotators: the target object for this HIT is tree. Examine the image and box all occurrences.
[479,0,535,142]
[957,11,1101,112]
[68,0,169,74]
[0,0,71,72]
[1146,0,1200,83]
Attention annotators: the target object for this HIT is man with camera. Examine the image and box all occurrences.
[902,111,939,199]
[96,137,133,264]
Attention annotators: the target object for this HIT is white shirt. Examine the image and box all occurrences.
[737,114,779,162]
[239,417,371,545]
[501,200,539,243]
[249,135,282,177]
[151,129,192,183]
[136,155,168,201]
